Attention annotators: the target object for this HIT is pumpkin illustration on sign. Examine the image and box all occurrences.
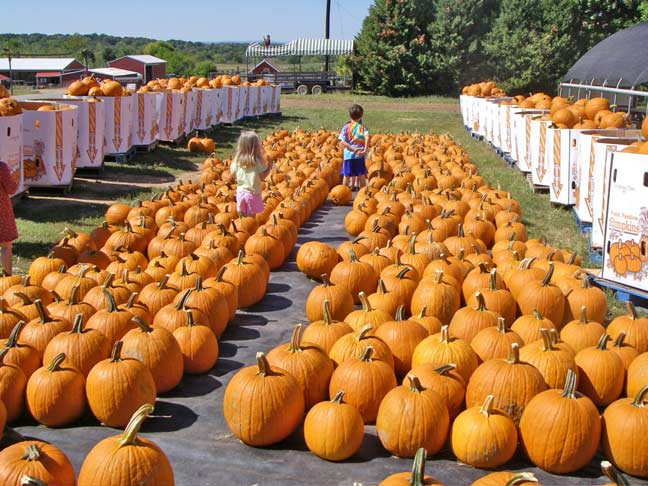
[609,240,643,275]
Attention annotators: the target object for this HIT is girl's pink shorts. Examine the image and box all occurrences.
[236,188,264,215]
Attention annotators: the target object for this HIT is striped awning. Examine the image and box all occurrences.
[246,38,354,58]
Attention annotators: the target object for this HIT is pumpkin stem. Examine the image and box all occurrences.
[432,364,456,376]
[416,305,427,319]
[175,289,192,310]
[407,374,425,394]
[479,394,495,416]
[348,248,359,263]
[14,292,33,306]
[601,461,630,486]
[439,325,450,344]
[70,313,84,334]
[561,369,578,399]
[102,272,115,289]
[358,291,372,312]
[214,266,226,282]
[376,279,388,295]
[626,301,637,320]
[110,340,124,362]
[395,305,405,322]
[330,390,345,404]
[359,345,374,362]
[538,328,555,352]
[157,274,170,289]
[630,384,648,408]
[596,333,610,350]
[256,352,274,376]
[532,308,544,321]
[506,342,520,364]
[20,475,47,486]
[610,332,626,350]
[236,249,245,265]
[47,352,67,372]
[496,317,507,334]
[578,305,589,324]
[287,323,303,353]
[22,444,43,461]
[34,299,49,324]
[395,265,413,280]
[473,291,487,312]
[354,324,374,342]
[505,473,538,486]
[409,447,428,486]
[124,291,138,309]
[4,320,25,348]
[184,308,197,327]
[433,269,444,284]
[541,262,554,286]
[132,316,153,334]
[119,403,155,447]
[103,288,118,313]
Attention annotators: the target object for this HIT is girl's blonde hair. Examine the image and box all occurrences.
[232,130,261,168]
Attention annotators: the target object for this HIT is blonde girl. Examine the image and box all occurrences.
[229,131,272,216]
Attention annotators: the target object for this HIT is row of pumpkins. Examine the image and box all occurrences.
[461,81,648,152]
[67,73,270,98]
[0,128,342,485]
[220,131,648,485]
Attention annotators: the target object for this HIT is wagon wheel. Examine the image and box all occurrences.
[311,85,323,95]
[296,85,309,96]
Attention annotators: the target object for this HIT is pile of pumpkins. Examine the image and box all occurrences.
[223,131,648,484]
[461,81,507,98]
[67,75,127,97]
[187,132,216,154]
[0,128,342,485]
[0,85,22,117]
[137,74,269,94]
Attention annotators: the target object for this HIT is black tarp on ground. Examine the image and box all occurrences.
[7,201,648,486]
[563,22,648,86]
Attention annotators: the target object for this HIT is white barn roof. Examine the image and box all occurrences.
[89,67,142,79]
[0,58,80,72]
[246,39,354,57]
[111,54,167,64]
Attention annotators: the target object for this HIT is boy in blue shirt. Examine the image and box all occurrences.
[338,104,370,191]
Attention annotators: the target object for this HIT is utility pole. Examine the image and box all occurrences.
[324,0,331,73]
[3,48,13,96]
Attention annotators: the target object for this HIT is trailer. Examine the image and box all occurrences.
[245,38,354,94]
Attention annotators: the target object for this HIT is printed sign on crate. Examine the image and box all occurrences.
[132,92,159,147]
[20,101,78,188]
[270,85,281,114]
[155,91,185,142]
[601,151,648,292]
[193,88,217,130]
[58,97,106,169]
[0,114,24,195]
[183,90,197,134]
[573,129,642,225]
[530,118,552,186]
[100,96,134,155]
[590,138,639,249]
[220,86,239,124]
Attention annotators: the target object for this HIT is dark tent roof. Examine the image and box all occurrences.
[563,22,648,87]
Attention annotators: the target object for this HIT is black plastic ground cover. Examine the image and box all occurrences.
[9,201,647,486]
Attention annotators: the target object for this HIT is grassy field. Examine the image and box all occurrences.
[13,92,614,309]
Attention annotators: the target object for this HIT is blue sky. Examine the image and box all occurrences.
[5,0,374,43]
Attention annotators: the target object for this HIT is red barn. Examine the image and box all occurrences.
[108,55,166,83]
[249,59,279,76]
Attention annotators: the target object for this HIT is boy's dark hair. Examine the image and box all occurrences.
[348,104,364,120]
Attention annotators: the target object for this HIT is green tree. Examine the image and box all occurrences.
[427,0,498,94]
[350,0,437,96]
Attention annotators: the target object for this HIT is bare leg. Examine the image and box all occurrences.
[342,175,351,187]
[358,175,366,188]
[0,242,12,275]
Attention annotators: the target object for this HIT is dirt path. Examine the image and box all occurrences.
[282,97,460,113]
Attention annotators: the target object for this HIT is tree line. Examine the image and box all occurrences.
[349,0,648,97]
[0,33,249,77]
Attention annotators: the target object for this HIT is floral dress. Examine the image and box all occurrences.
[0,162,18,242]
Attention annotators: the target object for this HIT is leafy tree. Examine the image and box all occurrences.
[350,0,437,96]
[194,60,214,77]
[427,0,498,94]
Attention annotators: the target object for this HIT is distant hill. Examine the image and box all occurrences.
[0,33,249,76]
